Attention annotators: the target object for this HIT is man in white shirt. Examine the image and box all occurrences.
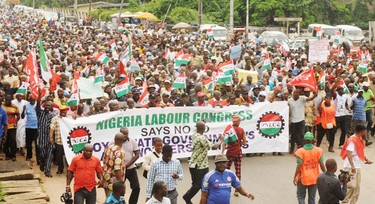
[120,127,140,204]
[146,181,171,204]
[332,86,349,148]
[341,124,373,204]
[288,88,316,154]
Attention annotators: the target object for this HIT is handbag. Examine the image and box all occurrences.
[143,151,160,178]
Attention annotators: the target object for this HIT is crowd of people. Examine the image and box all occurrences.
[0,5,374,204]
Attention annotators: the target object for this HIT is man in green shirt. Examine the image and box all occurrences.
[183,121,223,204]
[361,82,374,146]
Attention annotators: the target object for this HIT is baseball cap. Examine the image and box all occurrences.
[259,91,266,97]
[214,154,229,163]
[362,82,370,87]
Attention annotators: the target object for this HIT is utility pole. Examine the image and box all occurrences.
[229,0,234,34]
[74,0,77,17]
[89,0,92,13]
[198,0,202,26]
[246,0,249,34]
[118,0,125,25]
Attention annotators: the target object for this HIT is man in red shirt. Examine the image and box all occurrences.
[66,143,104,204]
[221,114,246,197]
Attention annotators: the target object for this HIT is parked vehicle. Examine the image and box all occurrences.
[258,31,289,46]
[199,24,228,42]
[306,24,339,37]
[335,25,364,43]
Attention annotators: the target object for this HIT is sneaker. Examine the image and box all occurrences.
[339,145,343,149]
[328,147,335,153]
[44,173,53,178]
[366,141,373,146]
[56,170,64,174]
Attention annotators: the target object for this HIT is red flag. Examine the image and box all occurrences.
[25,51,40,99]
[50,71,61,91]
[73,70,80,80]
[287,69,317,92]
[119,59,127,76]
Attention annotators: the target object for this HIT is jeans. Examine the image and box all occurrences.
[316,123,336,148]
[125,167,140,204]
[335,116,347,146]
[26,128,38,160]
[366,109,372,132]
[290,121,305,151]
[74,187,96,204]
[297,180,317,204]
[183,167,209,203]
[3,129,17,159]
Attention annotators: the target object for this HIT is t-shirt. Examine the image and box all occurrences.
[0,108,8,137]
[202,169,241,204]
[288,96,307,123]
[2,104,19,129]
[334,93,348,117]
[122,138,139,169]
[362,90,374,111]
[343,141,361,169]
[145,196,171,204]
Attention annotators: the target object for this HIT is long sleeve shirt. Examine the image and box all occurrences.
[145,158,183,198]
[317,172,347,204]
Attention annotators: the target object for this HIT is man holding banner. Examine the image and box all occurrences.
[222,114,246,197]
[183,121,224,204]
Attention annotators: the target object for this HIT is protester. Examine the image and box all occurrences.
[146,181,171,204]
[48,105,68,175]
[183,121,224,204]
[0,97,8,158]
[102,133,126,197]
[66,143,104,204]
[293,131,326,204]
[340,124,373,203]
[120,127,140,204]
[199,154,254,204]
[21,95,38,161]
[316,94,337,152]
[146,144,183,204]
[2,95,19,161]
[12,92,26,156]
[221,114,246,197]
[104,181,126,204]
[142,137,163,178]
[317,158,348,204]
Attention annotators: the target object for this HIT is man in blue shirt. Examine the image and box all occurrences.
[199,154,254,204]
[0,97,8,156]
[21,96,38,161]
[105,181,126,204]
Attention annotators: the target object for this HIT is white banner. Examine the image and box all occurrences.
[60,102,289,164]
[309,40,329,63]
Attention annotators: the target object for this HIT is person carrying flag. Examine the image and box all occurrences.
[221,114,246,197]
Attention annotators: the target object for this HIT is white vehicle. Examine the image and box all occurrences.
[306,24,339,37]
[335,25,364,43]
[199,24,228,41]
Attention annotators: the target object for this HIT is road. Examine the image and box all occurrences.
[42,138,375,204]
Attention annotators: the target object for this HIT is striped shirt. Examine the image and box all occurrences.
[146,158,183,198]
[37,108,56,147]
[50,115,63,145]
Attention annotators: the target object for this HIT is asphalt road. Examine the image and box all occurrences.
[43,138,375,204]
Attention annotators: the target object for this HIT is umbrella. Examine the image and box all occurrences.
[172,22,192,29]
[134,12,158,21]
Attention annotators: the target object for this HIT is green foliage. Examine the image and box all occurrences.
[168,7,197,24]
[89,8,118,21]
[0,184,5,202]
[20,0,375,29]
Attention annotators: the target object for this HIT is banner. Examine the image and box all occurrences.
[60,102,289,165]
[309,40,329,63]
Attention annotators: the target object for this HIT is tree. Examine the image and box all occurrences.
[168,7,197,24]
